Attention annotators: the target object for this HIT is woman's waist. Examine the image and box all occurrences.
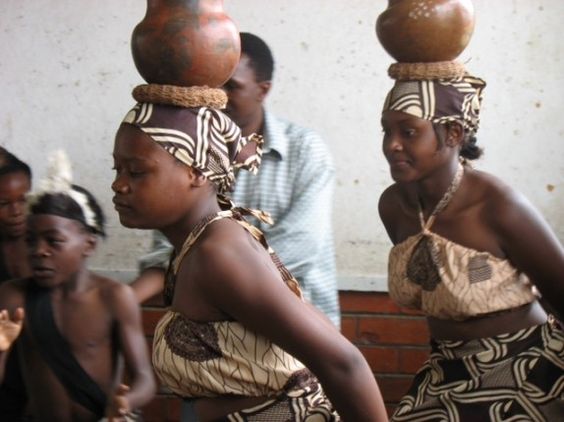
[193,394,271,421]
[191,368,322,420]
[427,301,548,341]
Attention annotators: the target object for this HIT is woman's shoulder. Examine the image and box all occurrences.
[379,184,419,244]
[187,218,260,273]
[466,168,522,206]
[465,168,532,227]
[378,184,404,216]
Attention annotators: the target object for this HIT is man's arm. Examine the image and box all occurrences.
[130,231,173,303]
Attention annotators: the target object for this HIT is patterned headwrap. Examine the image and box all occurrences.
[123,103,264,195]
[382,75,486,135]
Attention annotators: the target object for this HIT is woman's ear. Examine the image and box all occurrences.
[187,167,207,187]
[446,122,464,147]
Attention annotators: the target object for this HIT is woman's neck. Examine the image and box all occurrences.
[415,161,462,215]
[161,198,222,251]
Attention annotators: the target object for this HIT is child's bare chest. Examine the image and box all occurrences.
[52,296,114,357]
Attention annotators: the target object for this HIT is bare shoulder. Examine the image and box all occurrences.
[91,273,137,309]
[469,169,534,228]
[378,184,402,220]
[185,218,269,293]
[378,183,416,243]
[194,218,259,270]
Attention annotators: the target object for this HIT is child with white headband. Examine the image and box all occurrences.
[0,151,156,421]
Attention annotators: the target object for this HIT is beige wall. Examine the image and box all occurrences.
[1,0,562,290]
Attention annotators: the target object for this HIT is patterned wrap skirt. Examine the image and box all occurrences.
[392,322,564,422]
[222,380,340,421]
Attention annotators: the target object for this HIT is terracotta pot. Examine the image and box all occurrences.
[131,0,240,87]
[376,0,475,63]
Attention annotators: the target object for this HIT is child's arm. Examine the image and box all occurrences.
[106,283,156,417]
[0,308,25,383]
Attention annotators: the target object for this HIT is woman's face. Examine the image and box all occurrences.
[0,171,31,239]
[111,124,192,230]
[381,110,451,183]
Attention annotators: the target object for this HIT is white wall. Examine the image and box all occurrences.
[1,0,562,290]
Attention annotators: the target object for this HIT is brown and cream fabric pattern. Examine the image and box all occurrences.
[382,75,486,135]
[387,162,538,320]
[388,229,538,320]
[153,212,317,400]
[392,322,564,422]
[153,311,310,398]
[123,103,263,194]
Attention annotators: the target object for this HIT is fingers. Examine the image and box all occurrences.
[0,308,25,323]
[116,383,131,395]
[14,307,25,322]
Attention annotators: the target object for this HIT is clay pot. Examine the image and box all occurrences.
[376,0,475,63]
[131,0,240,87]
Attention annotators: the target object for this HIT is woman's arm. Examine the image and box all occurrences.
[189,224,388,421]
[489,184,564,318]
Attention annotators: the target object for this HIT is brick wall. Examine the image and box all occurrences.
[140,291,430,421]
[339,291,430,417]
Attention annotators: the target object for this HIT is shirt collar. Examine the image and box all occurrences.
[262,111,287,160]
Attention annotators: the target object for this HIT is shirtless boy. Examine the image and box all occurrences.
[0,152,155,421]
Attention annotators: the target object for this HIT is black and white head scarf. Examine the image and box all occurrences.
[123,103,264,195]
[383,75,486,136]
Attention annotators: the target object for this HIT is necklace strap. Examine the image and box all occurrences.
[168,207,302,301]
[418,163,464,231]
[172,207,273,275]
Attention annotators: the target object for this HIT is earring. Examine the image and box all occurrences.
[459,155,472,168]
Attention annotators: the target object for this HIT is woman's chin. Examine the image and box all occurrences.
[390,171,413,184]
[118,215,143,229]
[119,216,161,231]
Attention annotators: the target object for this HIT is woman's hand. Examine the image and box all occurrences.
[0,308,24,352]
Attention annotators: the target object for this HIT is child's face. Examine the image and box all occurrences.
[112,124,193,230]
[26,214,94,288]
[0,171,31,239]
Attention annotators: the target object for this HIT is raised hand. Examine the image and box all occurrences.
[0,308,24,352]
